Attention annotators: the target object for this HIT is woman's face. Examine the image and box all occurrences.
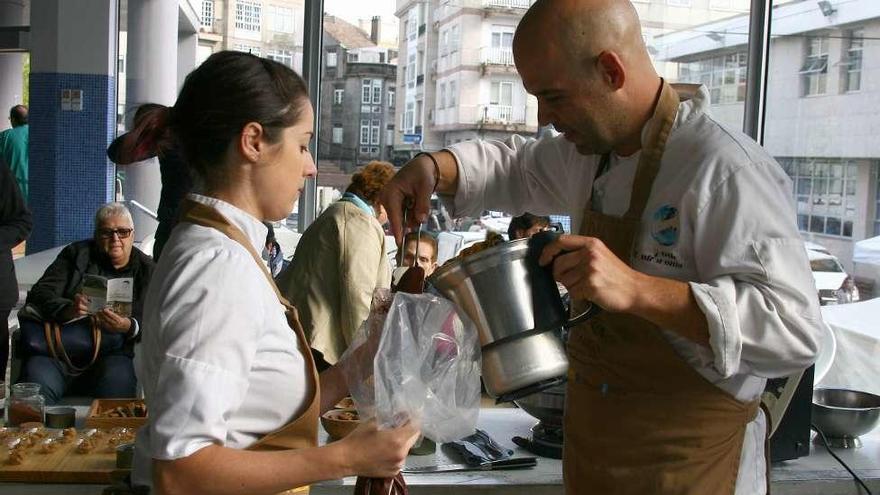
[95,215,134,267]
[257,102,317,221]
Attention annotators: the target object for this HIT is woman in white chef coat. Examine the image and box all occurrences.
[128,51,419,494]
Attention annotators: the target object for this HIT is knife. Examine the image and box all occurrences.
[402,457,537,473]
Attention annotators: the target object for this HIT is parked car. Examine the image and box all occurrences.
[805,243,859,305]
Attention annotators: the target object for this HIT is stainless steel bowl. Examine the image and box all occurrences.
[812,388,880,448]
[514,384,566,428]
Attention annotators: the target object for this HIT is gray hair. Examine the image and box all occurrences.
[94,202,134,229]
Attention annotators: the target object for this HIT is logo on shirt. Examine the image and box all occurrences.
[651,204,679,247]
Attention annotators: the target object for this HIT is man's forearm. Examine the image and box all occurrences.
[630,273,710,348]
[431,150,459,195]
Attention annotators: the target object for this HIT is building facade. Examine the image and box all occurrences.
[320,15,398,171]
[656,0,880,272]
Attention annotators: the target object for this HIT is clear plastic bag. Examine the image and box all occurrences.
[342,290,481,443]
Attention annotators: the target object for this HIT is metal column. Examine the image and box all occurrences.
[298,0,324,232]
[743,0,772,144]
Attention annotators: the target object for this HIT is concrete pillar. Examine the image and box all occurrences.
[0,0,26,131]
[124,0,178,242]
[28,0,117,252]
[177,31,198,91]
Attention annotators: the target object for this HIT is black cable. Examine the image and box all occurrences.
[811,423,874,495]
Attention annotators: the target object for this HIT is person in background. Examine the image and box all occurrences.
[18,202,153,404]
[507,213,551,240]
[835,276,859,305]
[277,161,395,369]
[0,161,32,372]
[262,221,285,277]
[398,231,438,277]
[108,103,192,261]
[124,51,416,493]
[0,105,29,201]
[381,0,822,493]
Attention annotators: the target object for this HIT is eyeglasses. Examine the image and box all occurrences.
[97,228,133,239]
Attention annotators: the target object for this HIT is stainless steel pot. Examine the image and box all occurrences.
[429,232,600,400]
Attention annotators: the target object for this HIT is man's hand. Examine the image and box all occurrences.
[380,155,438,245]
[94,308,132,334]
[61,293,90,321]
[538,234,643,313]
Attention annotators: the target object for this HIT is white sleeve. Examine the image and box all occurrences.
[689,160,823,379]
[444,134,596,218]
[147,248,264,460]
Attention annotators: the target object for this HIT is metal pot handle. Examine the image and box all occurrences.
[565,302,602,327]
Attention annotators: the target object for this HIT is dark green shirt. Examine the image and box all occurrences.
[0,124,28,201]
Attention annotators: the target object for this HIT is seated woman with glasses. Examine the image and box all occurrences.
[17,202,155,404]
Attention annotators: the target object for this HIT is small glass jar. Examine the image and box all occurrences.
[8,383,45,426]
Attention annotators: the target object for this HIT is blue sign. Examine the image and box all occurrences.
[403,133,422,144]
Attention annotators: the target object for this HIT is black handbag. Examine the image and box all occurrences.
[19,316,126,375]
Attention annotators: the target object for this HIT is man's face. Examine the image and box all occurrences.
[515,41,617,155]
[401,239,438,277]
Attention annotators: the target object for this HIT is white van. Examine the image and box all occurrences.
[805,243,858,305]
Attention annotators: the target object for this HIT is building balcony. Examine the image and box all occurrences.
[482,0,533,12]
[477,104,526,125]
[481,47,514,66]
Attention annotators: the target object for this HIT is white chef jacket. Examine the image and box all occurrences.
[446,84,824,494]
[132,194,310,487]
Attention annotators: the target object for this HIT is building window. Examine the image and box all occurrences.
[362,79,372,104]
[347,52,359,63]
[450,25,460,54]
[371,119,381,145]
[782,158,858,238]
[267,49,293,68]
[235,0,261,32]
[406,54,416,87]
[372,80,383,105]
[666,0,691,5]
[489,28,514,65]
[801,37,829,97]
[875,166,880,236]
[678,52,746,104]
[439,83,446,109]
[266,5,294,32]
[326,52,337,67]
[490,81,513,106]
[234,44,261,57]
[404,102,415,132]
[449,80,457,107]
[842,30,863,93]
[388,89,395,108]
[360,119,370,145]
[201,1,214,29]
[332,126,343,144]
[333,89,344,105]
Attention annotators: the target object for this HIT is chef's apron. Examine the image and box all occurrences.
[564,81,761,495]
[180,199,320,495]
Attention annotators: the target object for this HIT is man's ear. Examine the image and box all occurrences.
[596,50,626,90]
[239,122,265,163]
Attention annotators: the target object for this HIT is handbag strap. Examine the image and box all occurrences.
[43,318,102,376]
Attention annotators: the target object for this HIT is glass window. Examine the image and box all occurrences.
[266,5,295,32]
[233,44,261,57]
[438,83,446,109]
[372,80,382,104]
[360,119,370,145]
[801,36,829,97]
[371,119,381,145]
[842,30,863,93]
[362,79,371,104]
[388,89,395,108]
[333,89,344,105]
[449,80,457,107]
[267,49,294,68]
[235,0,261,33]
[332,126,343,144]
[201,1,214,29]
[782,158,859,238]
[326,52,337,67]
[678,52,747,105]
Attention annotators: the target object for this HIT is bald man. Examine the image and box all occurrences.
[381,1,821,493]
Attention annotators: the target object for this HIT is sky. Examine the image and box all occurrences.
[324,0,398,26]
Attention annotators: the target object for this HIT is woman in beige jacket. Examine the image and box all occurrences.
[277,161,394,368]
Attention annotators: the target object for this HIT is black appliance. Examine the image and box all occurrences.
[765,365,814,462]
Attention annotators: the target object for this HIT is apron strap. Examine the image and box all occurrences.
[624,80,681,220]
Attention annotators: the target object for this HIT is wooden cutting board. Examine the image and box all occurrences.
[0,429,129,484]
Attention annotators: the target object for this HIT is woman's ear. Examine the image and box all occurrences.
[239,122,265,163]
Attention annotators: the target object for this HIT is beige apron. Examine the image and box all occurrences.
[180,199,321,495]
[564,82,761,495]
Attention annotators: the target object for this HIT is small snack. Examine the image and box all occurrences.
[337,410,359,421]
[75,438,95,454]
[6,436,24,450]
[443,231,507,268]
[24,426,48,440]
[40,437,59,454]
[6,449,25,465]
[0,427,12,441]
[97,401,148,418]
[18,422,45,430]
[60,427,77,443]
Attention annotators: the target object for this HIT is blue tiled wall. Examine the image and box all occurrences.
[28,72,116,252]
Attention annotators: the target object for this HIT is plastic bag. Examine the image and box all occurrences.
[342,290,481,443]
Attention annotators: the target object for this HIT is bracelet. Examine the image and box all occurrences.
[414,152,441,193]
